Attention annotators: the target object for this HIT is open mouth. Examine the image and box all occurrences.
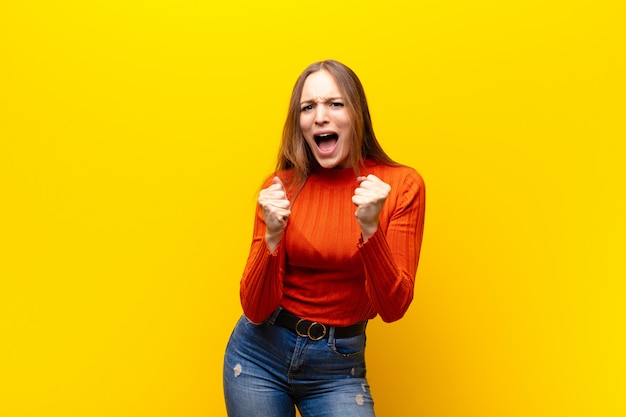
[314,133,339,152]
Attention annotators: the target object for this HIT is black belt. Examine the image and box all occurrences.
[275,309,367,341]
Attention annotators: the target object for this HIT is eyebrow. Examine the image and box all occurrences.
[300,96,343,105]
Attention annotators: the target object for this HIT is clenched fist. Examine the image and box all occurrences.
[258,176,291,252]
[352,174,391,241]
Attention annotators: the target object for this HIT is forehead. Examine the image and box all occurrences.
[301,70,342,99]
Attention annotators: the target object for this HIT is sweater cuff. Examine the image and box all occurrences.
[267,239,283,256]
[357,227,382,249]
[357,228,396,268]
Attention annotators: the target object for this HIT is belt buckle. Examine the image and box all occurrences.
[295,318,327,341]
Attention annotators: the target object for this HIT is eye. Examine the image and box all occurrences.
[330,102,344,108]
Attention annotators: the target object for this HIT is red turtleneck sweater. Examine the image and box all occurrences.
[240,160,425,326]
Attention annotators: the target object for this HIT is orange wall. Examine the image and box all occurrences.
[1,1,624,416]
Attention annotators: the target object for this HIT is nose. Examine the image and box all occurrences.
[314,104,329,125]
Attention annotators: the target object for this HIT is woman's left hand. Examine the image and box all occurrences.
[352,174,391,241]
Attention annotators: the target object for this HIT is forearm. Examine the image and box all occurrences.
[358,170,425,322]
[240,238,285,323]
[358,230,416,322]
[240,202,286,323]
[265,230,284,254]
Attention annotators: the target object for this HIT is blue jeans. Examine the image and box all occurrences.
[223,312,375,417]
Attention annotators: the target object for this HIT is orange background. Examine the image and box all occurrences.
[1,1,624,416]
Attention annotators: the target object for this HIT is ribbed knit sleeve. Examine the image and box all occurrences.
[357,169,426,322]
[239,163,425,326]
[239,191,286,324]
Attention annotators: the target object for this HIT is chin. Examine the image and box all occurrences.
[317,161,336,169]
[317,159,348,170]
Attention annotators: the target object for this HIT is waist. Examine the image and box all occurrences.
[275,309,367,341]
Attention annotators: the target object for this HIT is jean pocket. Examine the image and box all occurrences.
[330,333,366,358]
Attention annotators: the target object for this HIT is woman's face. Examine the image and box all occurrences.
[299,70,353,169]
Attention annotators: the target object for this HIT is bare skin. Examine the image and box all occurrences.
[353,174,391,242]
[257,176,291,253]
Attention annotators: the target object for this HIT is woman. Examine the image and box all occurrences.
[223,60,425,417]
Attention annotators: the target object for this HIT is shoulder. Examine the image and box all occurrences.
[259,169,298,193]
[365,161,425,191]
[260,169,295,184]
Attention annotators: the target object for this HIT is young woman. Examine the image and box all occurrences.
[223,60,426,417]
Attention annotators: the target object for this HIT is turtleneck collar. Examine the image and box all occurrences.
[308,159,377,186]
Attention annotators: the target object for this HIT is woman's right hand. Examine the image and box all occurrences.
[258,176,291,252]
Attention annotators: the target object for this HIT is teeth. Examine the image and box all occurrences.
[314,133,337,139]
[314,133,338,146]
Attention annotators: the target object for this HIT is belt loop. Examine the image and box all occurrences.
[327,326,336,346]
[267,307,282,325]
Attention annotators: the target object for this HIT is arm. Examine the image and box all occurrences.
[357,170,426,322]
[239,176,290,323]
